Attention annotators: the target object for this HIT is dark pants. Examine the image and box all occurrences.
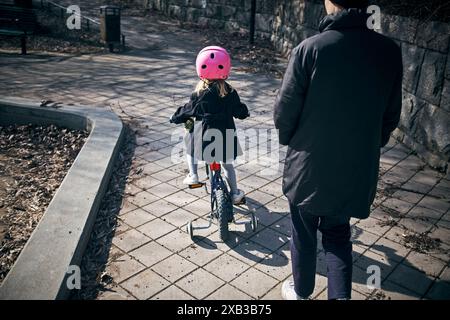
[289,202,353,300]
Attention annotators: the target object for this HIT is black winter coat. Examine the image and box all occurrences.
[171,82,249,162]
[274,9,403,219]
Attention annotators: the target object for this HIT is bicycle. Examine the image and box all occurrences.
[186,161,258,241]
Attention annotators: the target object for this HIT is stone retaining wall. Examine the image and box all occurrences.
[147,0,450,172]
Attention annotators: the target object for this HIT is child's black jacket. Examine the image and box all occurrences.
[170,82,249,162]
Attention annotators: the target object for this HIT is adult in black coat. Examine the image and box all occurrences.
[274,0,403,300]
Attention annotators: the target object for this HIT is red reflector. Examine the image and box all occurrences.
[210,162,221,172]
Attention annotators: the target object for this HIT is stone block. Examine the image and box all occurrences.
[416,50,446,105]
[401,43,425,94]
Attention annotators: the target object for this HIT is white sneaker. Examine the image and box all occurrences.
[281,280,309,300]
[183,173,199,185]
[232,190,245,205]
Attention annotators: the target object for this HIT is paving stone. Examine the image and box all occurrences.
[245,190,276,208]
[128,190,159,208]
[105,254,146,284]
[97,285,136,300]
[204,253,251,282]
[120,200,138,215]
[425,281,450,300]
[259,181,284,198]
[147,182,180,198]
[407,205,444,221]
[151,169,180,182]
[404,251,446,278]
[183,198,212,217]
[230,268,279,299]
[264,198,290,214]
[254,207,284,227]
[120,208,156,228]
[351,290,368,300]
[371,281,421,300]
[140,151,167,163]
[354,250,399,281]
[176,269,225,299]
[387,263,434,296]
[254,251,291,281]
[179,243,224,267]
[142,199,178,217]
[382,197,415,215]
[112,229,151,253]
[416,196,450,214]
[391,189,425,204]
[157,229,194,253]
[151,254,197,283]
[351,226,381,248]
[152,285,194,300]
[228,240,272,267]
[269,216,291,236]
[438,266,450,282]
[398,216,436,234]
[115,219,131,235]
[261,282,283,300]
[132,176,161,191]
[428,225,450,246]
[370,237,411,263]
[410,171,442,187]
[207,284,253,300]
[137,218,177,240]
[401,180,434,195]
[165,190,199,207]
[199,230,243,252]
[355,217,392,237]
[162,208,198,228]
[121,269,170,300]
[251,227,289,252]
[129,241,173,267]
[107,245,125,263]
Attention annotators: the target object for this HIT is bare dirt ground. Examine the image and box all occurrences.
[0,124,87,284]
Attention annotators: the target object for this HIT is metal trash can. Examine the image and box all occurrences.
[99,5,121,49]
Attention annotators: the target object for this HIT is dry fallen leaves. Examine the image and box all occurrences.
[0,124,88,284]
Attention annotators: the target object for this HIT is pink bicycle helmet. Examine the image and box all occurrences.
[196,46,231,80]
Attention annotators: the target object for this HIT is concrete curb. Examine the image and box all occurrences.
[0,97,124,300]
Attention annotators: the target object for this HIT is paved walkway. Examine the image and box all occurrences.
[0,6,449,300]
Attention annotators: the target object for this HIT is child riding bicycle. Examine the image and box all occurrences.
[170,46,249,205]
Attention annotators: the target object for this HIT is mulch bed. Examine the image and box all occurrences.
[0,124,87,284]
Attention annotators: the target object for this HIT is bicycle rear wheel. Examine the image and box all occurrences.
[216,188,232,241]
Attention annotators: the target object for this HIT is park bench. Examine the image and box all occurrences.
[0,3,37,54]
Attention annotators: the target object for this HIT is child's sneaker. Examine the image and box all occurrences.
[183,173,199,185]
[232,190,245,205]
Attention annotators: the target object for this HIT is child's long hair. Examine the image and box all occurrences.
[195,79,233,98]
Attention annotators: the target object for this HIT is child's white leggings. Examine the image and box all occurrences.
[186,154,238,195]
